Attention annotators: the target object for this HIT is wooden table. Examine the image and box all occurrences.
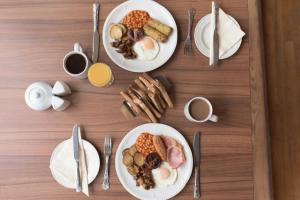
[0,0,272,199]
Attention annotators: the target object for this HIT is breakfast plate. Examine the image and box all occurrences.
[103,0,178,72]
[194,14,242,59]
[115,123,193,200]
[50,139,100,188]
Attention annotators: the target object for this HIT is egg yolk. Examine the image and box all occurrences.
[143,37,154,49]
[159,167,170,179]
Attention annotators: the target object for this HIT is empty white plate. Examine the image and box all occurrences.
[102,0,178,72]
[194,14,242,59]
[115,123,193,200]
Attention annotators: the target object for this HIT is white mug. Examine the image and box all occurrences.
[63,42,90,79]
[184,97,218,123]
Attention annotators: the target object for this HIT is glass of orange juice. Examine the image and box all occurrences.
[88,63,114,87]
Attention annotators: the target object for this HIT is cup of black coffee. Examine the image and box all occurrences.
[63,42,90,79]
[184,97,218,123]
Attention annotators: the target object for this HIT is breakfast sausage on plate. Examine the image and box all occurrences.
[143,25,167,43]
[147,19,173,36]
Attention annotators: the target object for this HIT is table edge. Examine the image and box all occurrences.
[248,0,274,200]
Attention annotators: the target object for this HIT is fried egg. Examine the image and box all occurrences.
[152,161,177,187]
[133,36,160,60]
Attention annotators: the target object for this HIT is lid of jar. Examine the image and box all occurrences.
[88,63,112,87]
[25,82,53,111]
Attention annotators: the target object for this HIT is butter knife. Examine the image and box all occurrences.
[193,131,201,199]
[209,1,219,66]
[72,124,81,192]
[92,3,100,63]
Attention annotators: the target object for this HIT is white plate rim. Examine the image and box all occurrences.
[50,139,100,189]
[115,123,193,200]
[102,0,178,73]
[194,13,242,59]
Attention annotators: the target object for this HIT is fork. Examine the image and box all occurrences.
[184,8,196,56]
[102,136,112,190]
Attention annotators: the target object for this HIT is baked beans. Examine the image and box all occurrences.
[135,133,156,156]
[122,10,150,29]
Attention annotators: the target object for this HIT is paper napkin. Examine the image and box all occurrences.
[50,127,89,196]
[209,5,246,65]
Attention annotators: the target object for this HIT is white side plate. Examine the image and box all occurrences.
[194,14,242,59]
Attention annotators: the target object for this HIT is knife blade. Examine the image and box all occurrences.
[92,3,100,63]
[193,131,200,166]
[72,124,81,192]
[212,2,219,65]
[193,131,201,199]
[209,1,219,66]
[213,2,219,65]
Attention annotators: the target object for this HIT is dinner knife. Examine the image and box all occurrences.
[72,124,82,192]
[209,1,219,66]
[92,3,100,63]
[193,131,201,199]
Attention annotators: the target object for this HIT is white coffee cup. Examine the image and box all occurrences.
[63,42,90,79]
[184,97,218,123]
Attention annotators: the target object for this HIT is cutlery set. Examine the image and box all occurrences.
[185,2,219,62]
[71,125,112,193]
[185,1,244,69]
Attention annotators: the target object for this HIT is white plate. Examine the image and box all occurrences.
[115,123,193,200]
[50,139,100,188]
[102,0,178,72]
[194,14,242,59]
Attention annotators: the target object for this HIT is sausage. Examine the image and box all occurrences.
[147,19,172,36]
[143,25,167,43]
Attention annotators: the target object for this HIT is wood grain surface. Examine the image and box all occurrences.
[262,0,300,200]
[0,0,270,199]
[248,0,273,200]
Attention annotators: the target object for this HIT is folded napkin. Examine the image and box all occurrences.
[50,127,89,196]
[209,2,245,65]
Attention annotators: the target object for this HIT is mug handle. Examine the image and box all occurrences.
[209,114,218,122]
[74,42,83,53]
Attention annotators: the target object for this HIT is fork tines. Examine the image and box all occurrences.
[104,136,112,155]
[184,40,193,56]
